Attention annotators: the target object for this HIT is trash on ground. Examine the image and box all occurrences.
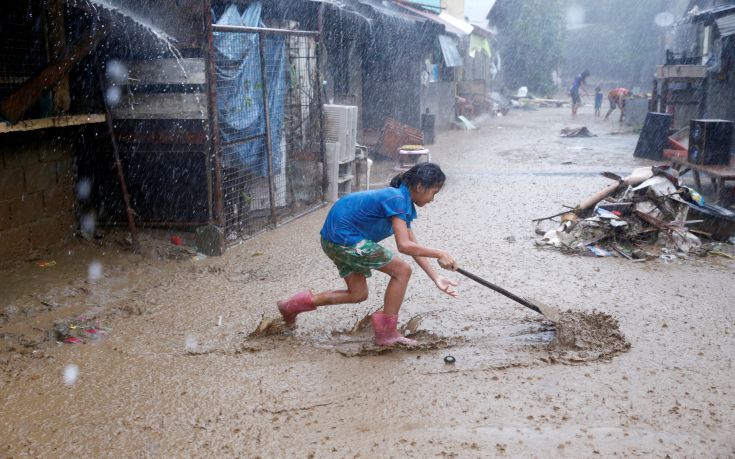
[457,115,478,130]
[560,126,596,137]
[54,316,109,344]
[535,165,735,260]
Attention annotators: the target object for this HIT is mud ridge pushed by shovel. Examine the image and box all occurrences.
[548,310,630,363]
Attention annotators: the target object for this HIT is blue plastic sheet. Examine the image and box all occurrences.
[214,2,286,176]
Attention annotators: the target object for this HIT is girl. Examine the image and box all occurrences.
[276,162,458,346]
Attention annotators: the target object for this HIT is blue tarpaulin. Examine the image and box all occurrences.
[214,2,286,176]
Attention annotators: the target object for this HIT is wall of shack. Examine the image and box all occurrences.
[0,130,77,263]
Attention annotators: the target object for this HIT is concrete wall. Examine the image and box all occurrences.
[0,130,77,264]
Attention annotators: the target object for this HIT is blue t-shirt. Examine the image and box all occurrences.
[570,74,585,94]
[320,184,417,246]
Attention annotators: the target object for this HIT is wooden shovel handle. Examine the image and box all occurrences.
[456,268,542,315]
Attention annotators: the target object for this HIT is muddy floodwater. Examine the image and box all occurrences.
[1,107,733,457]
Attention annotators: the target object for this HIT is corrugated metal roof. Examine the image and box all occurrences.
[715,14,735,37]
[394,1,473,36]
[438,34,462,66]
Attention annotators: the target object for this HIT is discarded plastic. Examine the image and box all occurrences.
[587,245,612,257]
[444,355,456,364]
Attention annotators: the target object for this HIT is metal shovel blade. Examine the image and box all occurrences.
[524,297,561,323]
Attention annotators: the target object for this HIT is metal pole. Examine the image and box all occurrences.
[258,31,278,226]
[96,60,140,253]
[317,3,327,202]
[205,0,225,227]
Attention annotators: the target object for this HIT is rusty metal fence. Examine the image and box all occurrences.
[210,25,323,243]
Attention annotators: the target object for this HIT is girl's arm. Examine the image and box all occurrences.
[391,217,455,268]
[392,217,458,297]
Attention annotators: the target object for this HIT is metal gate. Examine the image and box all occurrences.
[208,24,323,243]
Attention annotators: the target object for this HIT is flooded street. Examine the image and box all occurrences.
[2,107,734,457]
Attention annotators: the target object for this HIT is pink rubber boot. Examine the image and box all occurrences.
[371,312,418,346]
[277,290,316,325]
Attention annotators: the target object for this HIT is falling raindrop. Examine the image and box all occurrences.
[185,335,198,352]
[88,262,103,281]
[76,178,92,200]
[63,364,79,386]
[81,212,96,236]
[654,12,674,27]
[105,59,128,84]
[565,5,586,29]
[105,85,122,107]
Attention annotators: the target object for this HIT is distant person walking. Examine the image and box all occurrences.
[569,70,590,118]
[604,87,630,122]
[594,87,603,116]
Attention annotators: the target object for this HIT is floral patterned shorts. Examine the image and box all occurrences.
[321,238,394,278]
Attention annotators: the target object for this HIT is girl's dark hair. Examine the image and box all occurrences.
[390,162,446,190]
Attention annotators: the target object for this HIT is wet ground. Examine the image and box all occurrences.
[1,106,734,457]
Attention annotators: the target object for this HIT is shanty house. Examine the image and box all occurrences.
[1,0,324,262]
[653,0,735,136]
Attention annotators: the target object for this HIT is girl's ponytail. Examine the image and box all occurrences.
[389,173,404,188]
[390,163,445,190]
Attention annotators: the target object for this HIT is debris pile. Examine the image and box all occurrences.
[535,166,735,260]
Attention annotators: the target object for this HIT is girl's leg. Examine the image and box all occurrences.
[277,274,367,325]
[375,257,412,315]
[369,258,416,346]
[312,273,368,306]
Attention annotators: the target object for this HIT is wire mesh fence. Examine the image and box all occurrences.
[213,27,322,243]
[0,4,47,104]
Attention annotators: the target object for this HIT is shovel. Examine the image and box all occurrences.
[456,268,561,323]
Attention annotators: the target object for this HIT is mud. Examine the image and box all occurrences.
[550,310,630,362]
[1,107,734,457]
[248,308,628,363]
[248,312,460,357]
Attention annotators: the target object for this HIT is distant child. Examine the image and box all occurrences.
[594,87,603,116]
[276,162,459,347]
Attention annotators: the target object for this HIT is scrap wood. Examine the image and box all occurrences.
[578,167,654,211]
[0,27,107,123]
[634,209,677,231]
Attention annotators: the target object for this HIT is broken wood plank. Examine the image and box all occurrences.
[0,28,107,123]
[123,58,206,85]
[115,128,207,144]
[48,0,71,113]
[0,114,106,133]
[111,93,208,120]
